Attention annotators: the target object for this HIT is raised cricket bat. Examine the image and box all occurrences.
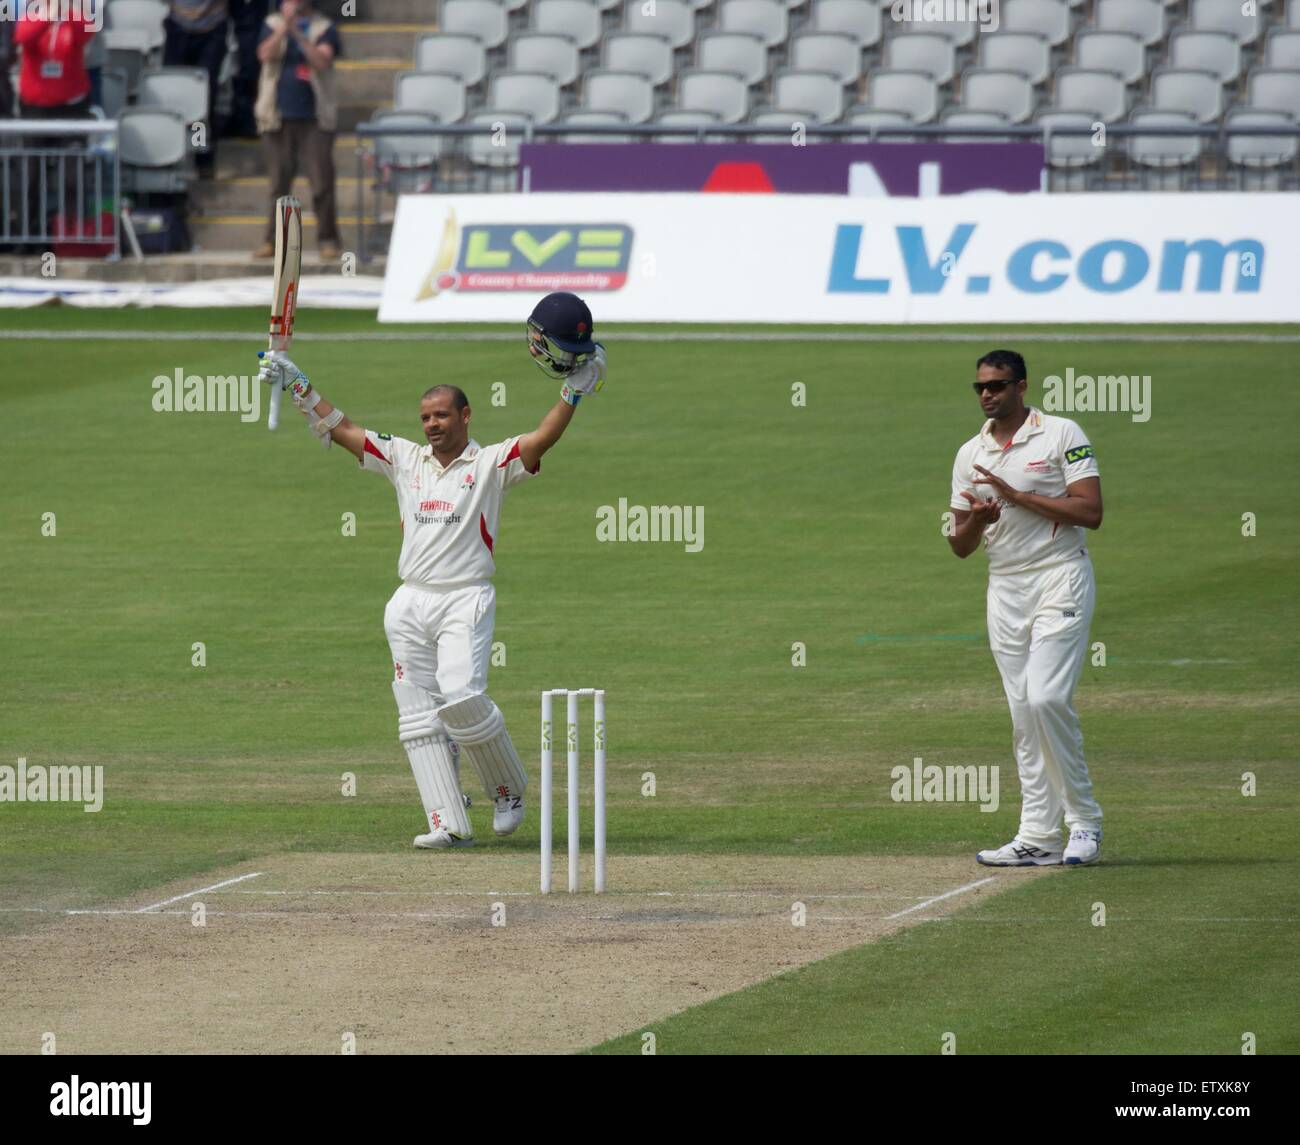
[267,196,303,431]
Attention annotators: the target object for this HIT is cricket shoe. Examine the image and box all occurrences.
[1064,828,1102,866]
[976,839,1063,867]
[413,828,473,849]
[493,792,525,836]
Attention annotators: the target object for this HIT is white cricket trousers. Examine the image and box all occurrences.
[384,581,496,704]
[987,557,1103,850]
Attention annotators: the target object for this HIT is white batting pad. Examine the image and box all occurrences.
[439,693,528,801]
[393,681,471,839]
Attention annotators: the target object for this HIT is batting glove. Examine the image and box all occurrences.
[559,344,606,406]
[257,350,313,405]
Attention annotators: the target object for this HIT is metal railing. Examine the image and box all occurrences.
[0,120,120,258]
[353,121,1300,264]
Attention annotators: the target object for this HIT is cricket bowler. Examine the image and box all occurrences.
[947,350,1105,867]
[257,292,606,848]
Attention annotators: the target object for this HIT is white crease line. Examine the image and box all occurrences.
[884,876,997,921]
[132,872,264,914]
[225,889,933,900]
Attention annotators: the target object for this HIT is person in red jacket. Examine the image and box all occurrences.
[15,3,94,115]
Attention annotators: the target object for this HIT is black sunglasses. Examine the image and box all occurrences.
[972,380,1016,394]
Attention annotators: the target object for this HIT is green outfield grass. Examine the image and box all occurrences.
[1,310,1297,1053]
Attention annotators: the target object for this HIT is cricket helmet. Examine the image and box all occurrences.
[526,292,595,378]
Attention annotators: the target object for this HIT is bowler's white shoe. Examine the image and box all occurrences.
[493,792,525,836]
[413,828,473,849]
[1064,828,1102,866]
[976,839,1063,867]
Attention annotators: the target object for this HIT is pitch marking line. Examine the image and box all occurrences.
[4,330,1299,345]
[128,871,265,914]
[884,876,996,921]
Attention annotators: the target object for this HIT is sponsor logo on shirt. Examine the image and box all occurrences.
[415,498,461,526]
[1024,459,1050,472]
[1065,445,1095,464]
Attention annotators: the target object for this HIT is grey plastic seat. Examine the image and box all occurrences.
[105,0,167,52]
[371,111,443,191]
[1037,109,1104,168]
[1095,0,1165,48]
[845,107,914,137]
[887,32,957,85]
[810,0,882,48]
[488,71,562,123]
[941,108,1012,141]
[1128,108,1201,171]
[1151,68,1224,122]
[1248,68,1300,117]
[442,0,510,50]
[395,73,468,123]
[1225,108,1298,170]
[749,109,824,134]
[677,69,751,122]
[558,111,632,145]
[895,17,980,50]
[510,35,581,87]
[1055,68,1127,122]
[772,70,845,122]
[961,68,1036,123]
[1002,0,1072,48]
[653,109,721,143]
[465,110,530,169]
[623,0,695,50]
[1168,31,1241,85]
[99,68,130,119]
[583,70,656,123]
[118,107,188,193]
[790,32,863,85]
[1290,0,1300,30]
[136,68,209,127]
[1265,30,1300,70]
[534,0,603,50]
[867,70,939,123]
[697,33,769,86]
[1073,32,1145,85]
[104,29,152,94]
[604,33,675,86]
[979,33,1051,85]
[717,0,789,49]
[417,35,489,87]
[1189,0,1263,46]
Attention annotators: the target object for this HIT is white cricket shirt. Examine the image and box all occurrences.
[360,432,538,587]
[950,407,1100,576]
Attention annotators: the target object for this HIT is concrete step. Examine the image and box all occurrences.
[343,22,435,60]
[217,135,365,179]
[192,175,364,216]
[188,213,385,254]
[355,0,443,22]
[335,58,410,104]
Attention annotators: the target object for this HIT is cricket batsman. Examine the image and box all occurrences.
[947,350,1105,867]
[257,292,606,848]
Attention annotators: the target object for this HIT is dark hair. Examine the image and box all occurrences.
[421,384,469,411]
[976,349,1027,382]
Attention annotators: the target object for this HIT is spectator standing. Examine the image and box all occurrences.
[227,0,266,138]
[163,0,229,177]
[253,0,340,261]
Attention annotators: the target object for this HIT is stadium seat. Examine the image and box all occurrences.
[488,72,562,123]
[465,110,530,169]
[105,0,167,53]
[418,35,490,87]
[1095,0,1165,48]
[866,70,939,123]
[1151,68,1224,122]
[604,33,676,86]
[1036,109,1105,170]
[749,110,826,137]
[844,107,915,137]
[583,71,657,123]
[771,71,844,122]
[1248,67,1300,116]
[99,68,130,120]
[118,107,189,194]
[1225,108,1298,180]
[810,0,882,48]
[1001,0,1073,48]
[961,69,1037,123]
[941,108,1013,141]
[534,0,603,50]
[1055,68,1128,123]
[979,33,1052,86]
[895,17,980,50]
[1073,31,1146,86]
[104,29,152,95]
[790,32,864,85]
[557,110,632,145]
[370,110,443,192]
[1188,0,1263,47]
[697,32,770,86]
[1265,30,1300,70]
[442,0,510,51]
[1168,31,1242,86]
[717,0,790,49]
[136,68,210,129]
[677,69,751,122]
[1289,0,1300,30]
[652,109,722,143]
[510,34,581,87]
[887,32,957,85]
[1127,109,1202,182]
[395,73,468,123]
[623,0,696,50]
